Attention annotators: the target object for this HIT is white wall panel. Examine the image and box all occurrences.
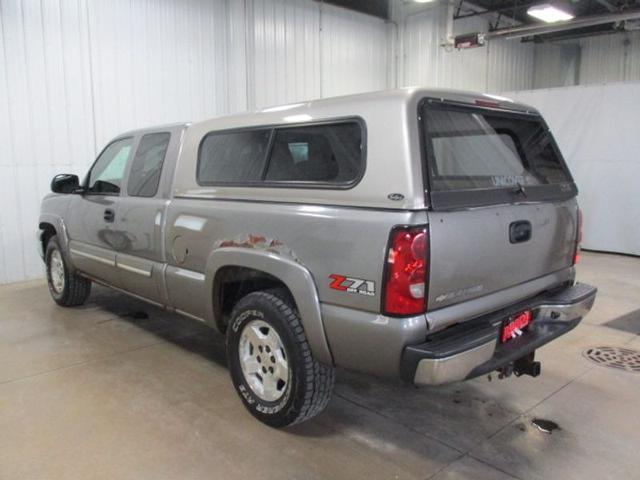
[245,0,390,109]
[486,34,534,92]
[505,83,640,255]
[532,43,580,89]
[580,31,640,85]
[2,0,540,284]
[400,6,534,93]
[87,0,229,148]
[320,4,389,97]
[0,0,390,284]
[247,0,321,109]
[401,9,443,87]
[0,0,95,283]
[533,31,640,88]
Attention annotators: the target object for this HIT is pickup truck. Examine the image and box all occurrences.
[38,88,597,427]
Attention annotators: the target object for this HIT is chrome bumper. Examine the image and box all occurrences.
[406,283,597,385]
[414,340,497,385]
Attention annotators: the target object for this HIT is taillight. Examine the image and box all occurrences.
[383,226,429,316]
[573,208,583,265]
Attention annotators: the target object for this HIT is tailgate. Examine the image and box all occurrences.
[428,200,577,309]
[420,98,579,310]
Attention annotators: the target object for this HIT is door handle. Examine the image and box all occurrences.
[104,208,115,223]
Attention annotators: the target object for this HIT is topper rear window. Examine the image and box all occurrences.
[420,100,576,209]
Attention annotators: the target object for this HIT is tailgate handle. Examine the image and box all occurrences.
[510,221,531,244]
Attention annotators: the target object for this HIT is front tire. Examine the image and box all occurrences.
[226,290,335,427]
[45,235,92,307]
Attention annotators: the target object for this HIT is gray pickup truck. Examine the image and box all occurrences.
[38,88,597,427]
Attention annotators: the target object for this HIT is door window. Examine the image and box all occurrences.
[127,132,171,197]
[87,137,134,194]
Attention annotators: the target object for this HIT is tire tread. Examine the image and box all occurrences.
[231,290,335,426]
[46,236,91,307]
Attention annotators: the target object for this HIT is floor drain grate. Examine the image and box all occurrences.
[583,346,640,373]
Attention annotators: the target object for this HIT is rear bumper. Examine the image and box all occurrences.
[402,282,597,385]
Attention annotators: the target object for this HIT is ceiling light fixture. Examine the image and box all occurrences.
[413,0,435,3]
[527,3,574,23]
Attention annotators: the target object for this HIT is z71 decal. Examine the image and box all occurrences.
[329,274,375,297]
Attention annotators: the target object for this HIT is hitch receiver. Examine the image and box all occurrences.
[514,352,541,378]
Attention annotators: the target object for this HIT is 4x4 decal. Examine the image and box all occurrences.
[329,274,375,297]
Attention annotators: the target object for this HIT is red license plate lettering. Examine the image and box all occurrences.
[501,310,532,343]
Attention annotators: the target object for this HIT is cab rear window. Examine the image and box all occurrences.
[421,100,575,209]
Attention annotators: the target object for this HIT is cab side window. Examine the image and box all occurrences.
[127,132,171,197]
[87,137,134,194]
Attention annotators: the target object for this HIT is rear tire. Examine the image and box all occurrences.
[226,290,335,427]
[45,235,91,307]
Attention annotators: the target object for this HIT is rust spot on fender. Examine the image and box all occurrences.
[248,234,267,245]
[214,235,300,263]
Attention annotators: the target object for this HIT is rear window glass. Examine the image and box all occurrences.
[198,130,271,184]
[423,105,571,192]
[265,123,363,184]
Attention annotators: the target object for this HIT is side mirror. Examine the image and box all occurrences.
[51,174,81,194]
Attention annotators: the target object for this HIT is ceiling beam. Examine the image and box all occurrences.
[485,8,640,39]
[454,1,540,19]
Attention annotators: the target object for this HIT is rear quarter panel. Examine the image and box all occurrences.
[164,199,429,314]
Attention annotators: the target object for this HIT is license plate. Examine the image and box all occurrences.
[501,310,532,343]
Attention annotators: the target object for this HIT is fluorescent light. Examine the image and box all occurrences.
[414,0,435,3]
[527,4,574,23]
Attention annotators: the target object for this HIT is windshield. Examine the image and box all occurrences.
[421,101,575,209]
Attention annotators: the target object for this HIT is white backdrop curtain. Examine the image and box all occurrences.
[505,82,640,256]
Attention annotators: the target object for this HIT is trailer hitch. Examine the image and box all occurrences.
[497,352,541,379]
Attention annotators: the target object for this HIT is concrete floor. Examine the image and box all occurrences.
[1,251,639,480]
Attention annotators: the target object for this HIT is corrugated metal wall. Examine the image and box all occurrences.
[1,0,98,283]
[0,0,390,283]
[399,5,535,93]
[534,31,640,89]
[579,31,640,85]
[3,0,632,283]
[248,0,321,108]
[320,5,389,97]
[245,0,389,107]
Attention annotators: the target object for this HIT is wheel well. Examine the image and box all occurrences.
[213,266,294,333]
[39,222,57,253]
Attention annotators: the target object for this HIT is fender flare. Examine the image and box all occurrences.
[204,247,333,365]
[39,214,74,271]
